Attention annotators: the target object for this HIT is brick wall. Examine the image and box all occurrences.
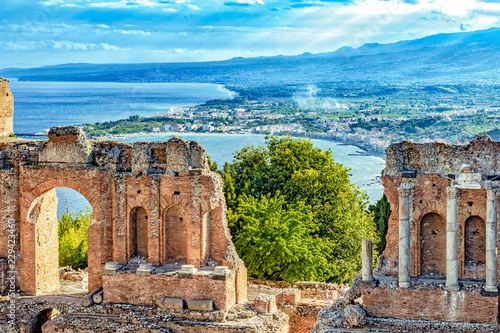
[33,189,59,295]
[361,284,499,324]
[103,270,236,310]
[0,80,14,137]
[0,127,245,307]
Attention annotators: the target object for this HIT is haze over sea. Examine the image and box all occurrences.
[9,81,384,216]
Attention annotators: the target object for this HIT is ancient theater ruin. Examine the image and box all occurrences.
[0,77,295,332]
[314,137,500,332]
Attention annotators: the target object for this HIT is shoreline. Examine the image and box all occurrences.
[91,131,386,161]
[218,85,238,99]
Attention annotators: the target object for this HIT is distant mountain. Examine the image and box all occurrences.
[2,28,499,85]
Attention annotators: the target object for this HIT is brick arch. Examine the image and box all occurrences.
[20,178,105,295]
[411,202,446,276]
[419,212,447,276]
[413,201,446,225]
[128,206,149,259]
[24,178,101,224]
[161,204,188,264]
[159,194,190,215]
[127,197,151,213]
[457,206,487,227]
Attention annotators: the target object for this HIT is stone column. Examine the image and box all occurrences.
[362,239,374,282]
[398,186,411,288]
[486,189,498,292]
[446,187,459,290]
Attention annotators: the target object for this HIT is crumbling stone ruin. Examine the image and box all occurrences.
[0,77,14,138]
[0,77,295,332]
[314,136,500,332]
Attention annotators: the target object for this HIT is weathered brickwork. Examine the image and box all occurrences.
[0,78,13,138]
[361,282,498,324]
[367,137,500,325]
[104,269,236,310]
[313,137,500,332]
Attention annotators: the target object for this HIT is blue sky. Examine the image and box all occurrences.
[1,0,500,67]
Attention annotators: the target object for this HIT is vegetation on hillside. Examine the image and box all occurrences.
[369,194,391,256]
[59,208,91,269]
[219,136,378,283]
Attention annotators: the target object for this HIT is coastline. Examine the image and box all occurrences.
[218,85,238,98]
[90,131,386,161]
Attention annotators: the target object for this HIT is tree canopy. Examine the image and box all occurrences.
[59,207,91,269]
[220,136,378,283]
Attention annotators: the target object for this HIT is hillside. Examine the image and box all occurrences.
[1,28,499,84]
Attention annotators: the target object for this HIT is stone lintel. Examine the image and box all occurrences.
[186,299,213,311]
[157,297,184,310]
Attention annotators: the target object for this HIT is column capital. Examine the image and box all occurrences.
[487,189,498,201]
[398,186,412,198]
[446,186,459,199]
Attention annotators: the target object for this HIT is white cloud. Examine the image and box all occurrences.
[187,4,201,10]
[226,0,264,4]
[114,29,151,35]
[40,0,66,5]
[163,8,177,12]
[2,40,122,51]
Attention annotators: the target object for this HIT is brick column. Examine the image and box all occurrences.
[486,189,498,292]
[398,186,411,288]
[446,187,459,291]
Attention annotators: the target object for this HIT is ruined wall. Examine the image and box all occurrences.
[385,136,500,176]
[32,189,59,295]
[104,270,236,310]
[0,78,13,138]
[361,283,498,324]
[0,126,246,307]
[380,136,498,280]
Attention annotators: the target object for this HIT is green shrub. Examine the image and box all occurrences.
[59,207,92,269]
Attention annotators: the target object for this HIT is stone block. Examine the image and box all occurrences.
[103,262,120,276]
[136,263,154,277]
[178,264,196,279]
[253,294,277,314]
[344,304,366,327]
[276,288,301,305]
[212,266,230,281]
[157,297,184,310]
[186,299,213,312]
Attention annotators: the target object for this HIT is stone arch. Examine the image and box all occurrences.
[420,212,446,276]
[30,308,60,333]
[162,205,187,264]
[411,202,446,276]
[464,216,486,265]
[20,178,104,295]
[129,206,149,259]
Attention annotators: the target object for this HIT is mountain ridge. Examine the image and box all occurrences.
[2,27,499,85]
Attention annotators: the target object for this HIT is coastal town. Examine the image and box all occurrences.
[84,83,500,156]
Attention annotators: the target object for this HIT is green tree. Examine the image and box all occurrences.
[221,136,378,283]
[59,207,92,269]
[369,194,391,255]
[234,192,329,282]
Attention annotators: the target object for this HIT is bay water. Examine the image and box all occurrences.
[8,81,384,216]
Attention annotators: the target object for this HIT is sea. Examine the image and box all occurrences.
[7,80,385,216]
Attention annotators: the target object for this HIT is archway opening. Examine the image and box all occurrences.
[163,205,187,265]
[420,212,446,277]
[129,206,149,259]
[29,187,92,295]
[464,216,486,278]
[30,308,60,333]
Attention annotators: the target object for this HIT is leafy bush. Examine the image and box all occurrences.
[59,207,92,269]
[220,136,378,283]
[234,192,329,282]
